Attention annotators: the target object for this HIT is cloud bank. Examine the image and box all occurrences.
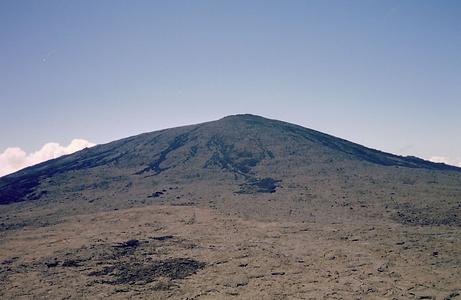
[428,156,461,168]
[429,156,450,164]
[0,139,95,177]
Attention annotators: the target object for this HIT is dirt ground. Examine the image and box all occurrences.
[1,204,460,300]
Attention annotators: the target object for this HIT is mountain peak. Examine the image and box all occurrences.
[219,113,270,122]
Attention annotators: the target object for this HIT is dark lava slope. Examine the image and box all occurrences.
[1,114,460,226]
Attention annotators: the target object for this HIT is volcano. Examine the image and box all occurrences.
[1,115,461,299]
[1,114,460,225]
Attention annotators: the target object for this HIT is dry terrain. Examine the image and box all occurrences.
[1,204,460,299]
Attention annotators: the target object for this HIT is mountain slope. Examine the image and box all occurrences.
[1,114,460,227]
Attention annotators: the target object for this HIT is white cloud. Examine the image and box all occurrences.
[428,156,461,168]
[0,139,95,177]
[429,156,450,164]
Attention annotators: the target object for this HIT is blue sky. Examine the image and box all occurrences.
[1,0,460,171]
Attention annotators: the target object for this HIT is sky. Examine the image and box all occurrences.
[1,0,460,176]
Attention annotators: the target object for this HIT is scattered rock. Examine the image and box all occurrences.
[248,273,265,279]
[152,235,174,241]
[45,259,59,268]
[271,271,285,276]
[222,275,249,288]
[377,264,388,273]
[62,259,81,267]
[151,280,178,291]
[225,288,240,296]
[148,191,164,198]
[113,239,140,248]
[444,291,460,300]
[1,257,18,265]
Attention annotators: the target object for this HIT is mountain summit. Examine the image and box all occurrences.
[1,114,460,226]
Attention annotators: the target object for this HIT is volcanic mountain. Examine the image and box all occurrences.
[2,114,461,299]
[1,114,460,228]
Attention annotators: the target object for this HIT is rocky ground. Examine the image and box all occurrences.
[1,204,460,299]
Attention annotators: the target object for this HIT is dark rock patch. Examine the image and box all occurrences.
[45,259,59,268]
[148,191,164,198]
[89,258,205,285]
[62,259,81,267]
[17,234,205,289]
[237,178,281,194]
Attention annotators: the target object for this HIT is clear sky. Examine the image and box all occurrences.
[1,0,460,170]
